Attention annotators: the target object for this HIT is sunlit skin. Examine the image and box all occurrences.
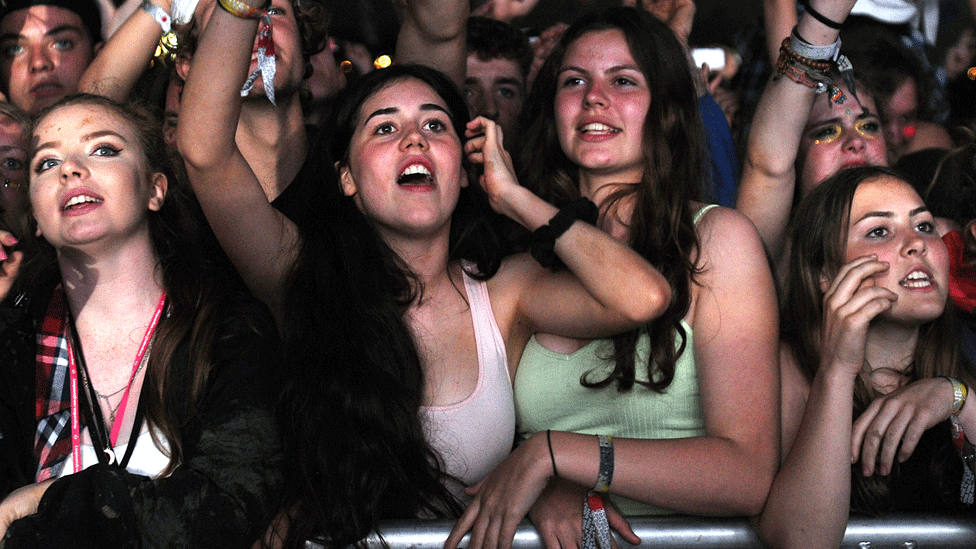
[29,104,166,252]
[797,86,887,196]
[337,77,466,242]
[554,29,650,190]
[464,55,524,145]
[0,6,95,114]
[0,113,27,236]
[844,176,948,326]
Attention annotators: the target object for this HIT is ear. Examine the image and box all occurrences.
[337,161,357,197]
[459,169,469,189]
[147,172,168,211]
[176,55,191,82]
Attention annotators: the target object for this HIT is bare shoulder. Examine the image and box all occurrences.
[693,204,770,273]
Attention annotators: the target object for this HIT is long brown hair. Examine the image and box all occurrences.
[518,7,706,391]
[782,165,974,511]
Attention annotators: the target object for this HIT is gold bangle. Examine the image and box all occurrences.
[217,0,270,19]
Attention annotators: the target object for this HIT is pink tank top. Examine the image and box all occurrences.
[421,269,515,502]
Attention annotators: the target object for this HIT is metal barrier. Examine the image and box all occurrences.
[307,514,976,549]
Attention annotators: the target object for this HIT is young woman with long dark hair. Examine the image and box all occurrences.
[0,94,283,547]
[757,166,976,548]
[181,52,671,549]
[446,8,779,549]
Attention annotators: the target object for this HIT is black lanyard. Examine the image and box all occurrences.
[68,320,145,470]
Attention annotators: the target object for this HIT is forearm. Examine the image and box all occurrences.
[763,0,796,66]
[756,369,856,549]
[501,184,670,329]
[739,0,850,259]
[543,431,775,516]
[178,3,258,171]
[80,0,172,101]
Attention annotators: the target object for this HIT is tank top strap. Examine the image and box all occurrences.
[693,203,720,225]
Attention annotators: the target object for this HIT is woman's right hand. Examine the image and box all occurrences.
[820,255,898,377]
[0,231,22,302]
[464,117,526,222]
[529,478,639,549]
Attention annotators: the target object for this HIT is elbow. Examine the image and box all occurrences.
[619,278,672,326]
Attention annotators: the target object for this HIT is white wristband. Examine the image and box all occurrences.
[141,0,172,34]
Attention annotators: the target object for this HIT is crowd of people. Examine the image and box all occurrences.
[0,0,973,547]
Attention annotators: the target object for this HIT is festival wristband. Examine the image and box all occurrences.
[140,0,172,33]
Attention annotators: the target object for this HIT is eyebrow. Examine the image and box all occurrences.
[0,25,85,42]
[854,206,929,224]
[558,64,642,76]
[806,111,879,131]
[362,103,451,126]
[31,129,128,159]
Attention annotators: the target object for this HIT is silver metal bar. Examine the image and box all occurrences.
[306,515,976,549]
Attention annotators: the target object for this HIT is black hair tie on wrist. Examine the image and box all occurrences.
[530,197,599,269]
[803,0,844,30]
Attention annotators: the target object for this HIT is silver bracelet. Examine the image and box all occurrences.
[141,0,172,33]
[594,435,614,493]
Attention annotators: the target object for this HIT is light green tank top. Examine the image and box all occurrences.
[513,205,716,515]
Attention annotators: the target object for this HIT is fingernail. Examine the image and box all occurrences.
[0,249,8,261]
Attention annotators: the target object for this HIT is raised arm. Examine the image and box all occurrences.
[763,0,797,66]
[395,0,468,87]
[177,1,300,318]
[755,256,896,549]
[446,204,780,549]
[466,117,671,344]
[736,0,855,265]
[80,0,170,101]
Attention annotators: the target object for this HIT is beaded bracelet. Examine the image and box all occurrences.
[217,0,271,19]
[779,37,831,71]
[530,198,599,269]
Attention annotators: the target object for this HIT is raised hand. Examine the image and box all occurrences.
[819,255,898,378]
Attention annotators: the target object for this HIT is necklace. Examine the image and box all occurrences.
[86,340,153,427]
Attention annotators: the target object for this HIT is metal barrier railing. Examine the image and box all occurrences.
[307,514,976,549]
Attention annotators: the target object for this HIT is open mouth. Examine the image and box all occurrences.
[579,122,620,135]
[900,270,933,289]
[397,163,433,186]
[62,195,103,211]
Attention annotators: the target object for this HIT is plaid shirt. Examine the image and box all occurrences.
[33,286,74,482]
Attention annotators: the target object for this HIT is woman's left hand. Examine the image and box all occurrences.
[444,433,553,549]
[0,480,55,539]
[851,377,955,476]
[464,117,521,218]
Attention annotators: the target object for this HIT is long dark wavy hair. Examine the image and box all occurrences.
[25,94,276,477]
[782,165,974,513]
[518,7,706,392]
[277,64,506,549]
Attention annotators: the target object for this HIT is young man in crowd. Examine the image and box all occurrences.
[0,0,101,114]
